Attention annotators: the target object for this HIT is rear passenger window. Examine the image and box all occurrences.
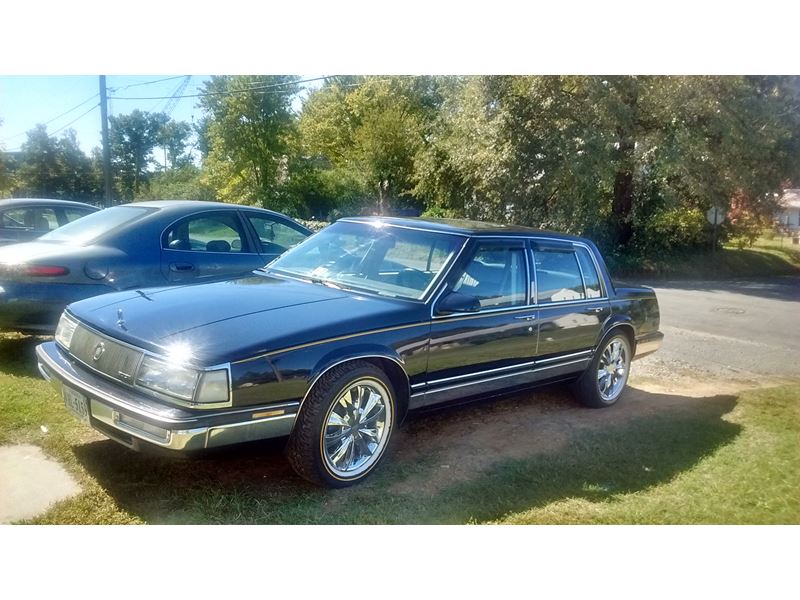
[576,247,603,298]
[535,250,585,303]
[64,208,94,223]
[163,213,246,253]
[453,243,527,309]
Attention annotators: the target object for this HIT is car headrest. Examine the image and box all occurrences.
[206,240,231,253]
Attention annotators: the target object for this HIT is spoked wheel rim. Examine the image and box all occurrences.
[321,377,393,479]
[597,337,629,402]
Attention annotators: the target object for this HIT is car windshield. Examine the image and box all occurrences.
[39,206,155,245]
[267,221,463,300]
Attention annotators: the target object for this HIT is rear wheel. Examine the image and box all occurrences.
[572,332,631,408]
[286,361,395,487]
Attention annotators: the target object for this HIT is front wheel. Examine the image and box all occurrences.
[286,361,395,487]
[572,332,632,408]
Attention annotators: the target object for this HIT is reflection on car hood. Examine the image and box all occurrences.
[67,273,423,364]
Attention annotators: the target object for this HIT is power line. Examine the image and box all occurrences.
[108,75,189,92]
[0,92,99,142]
[49,103,101,139]
[108,75,329,101]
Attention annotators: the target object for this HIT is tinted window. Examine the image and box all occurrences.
[40,206,154,245]
[535,250,585,303]
[452,243,527,309]
[246,215,307,254]
[164,213,246,253]
[576,246,603,298]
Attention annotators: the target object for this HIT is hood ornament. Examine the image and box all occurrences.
[117,308,127,331]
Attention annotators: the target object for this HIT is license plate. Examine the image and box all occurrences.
[63,386,89,423]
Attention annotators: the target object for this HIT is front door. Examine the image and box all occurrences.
[415,239,536,408]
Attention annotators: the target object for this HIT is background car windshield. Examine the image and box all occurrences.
[40,206,154,245]
[269,221,462,299]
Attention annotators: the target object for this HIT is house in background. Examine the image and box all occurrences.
[776,189,800,232]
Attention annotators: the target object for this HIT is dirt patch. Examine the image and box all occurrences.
[388,367,784,497]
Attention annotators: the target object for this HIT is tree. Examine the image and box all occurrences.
[198,75,300,206]
[157,120,193,170]
[109,110,170,199]
[300,76,440,214]
[14,125,99,200]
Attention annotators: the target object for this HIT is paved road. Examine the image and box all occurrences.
[633,276,799,380]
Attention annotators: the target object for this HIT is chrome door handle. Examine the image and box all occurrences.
[515,315,537,321]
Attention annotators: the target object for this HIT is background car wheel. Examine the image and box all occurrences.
[286,360,395,488]
[572,331,632,408]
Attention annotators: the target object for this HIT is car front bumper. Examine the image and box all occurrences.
[36,341,299,452]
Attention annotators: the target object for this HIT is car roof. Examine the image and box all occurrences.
[119,200,301,221]
[0,198,100,210]
[338,216,586,241]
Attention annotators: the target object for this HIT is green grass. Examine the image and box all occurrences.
[2,333,798,524]
[609,233,800,280]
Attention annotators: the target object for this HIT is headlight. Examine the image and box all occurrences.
[135,356,199,401]
[55,313,79,349]
[134,356,230,406]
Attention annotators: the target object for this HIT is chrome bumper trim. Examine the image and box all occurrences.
[634,331,664,360]
[36,341,297,452]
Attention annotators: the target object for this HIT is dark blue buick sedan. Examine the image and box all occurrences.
[0,200,310,333]
[36,217,663,487]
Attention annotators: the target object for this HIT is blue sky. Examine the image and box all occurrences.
[0,75,320,157]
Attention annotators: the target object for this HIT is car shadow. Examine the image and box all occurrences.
[70,384,742,524]
[0,332,49,378]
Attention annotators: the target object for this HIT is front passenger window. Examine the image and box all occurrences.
[452,243,527,309]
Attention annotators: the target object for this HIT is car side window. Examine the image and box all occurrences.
[163,213,247,253]
[575,246,603,298]
[1,208,32,229]
[246,215,307,255]
[534,250,586,303]
[452,243,527,309]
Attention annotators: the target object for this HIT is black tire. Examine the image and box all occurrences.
[572,331,632,408]
[286,360,396,488]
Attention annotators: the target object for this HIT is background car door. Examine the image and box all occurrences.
[418,239,537,408]
[532,241,611,377]
[160,210,266,282]
[241,211,310,264]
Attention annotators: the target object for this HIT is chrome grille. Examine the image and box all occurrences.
[69,325,144,385]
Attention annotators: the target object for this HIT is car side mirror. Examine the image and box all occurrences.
[435,291,481,316]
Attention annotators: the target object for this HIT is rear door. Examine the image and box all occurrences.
[160,210,266,282]
[532,240,610,377]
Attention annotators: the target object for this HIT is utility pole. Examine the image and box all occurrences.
[99,75,113,208]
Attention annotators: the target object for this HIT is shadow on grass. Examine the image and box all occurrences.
[0,333,49,378]
[71,387,740,524]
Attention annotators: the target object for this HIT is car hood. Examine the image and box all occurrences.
[67,273,426,364]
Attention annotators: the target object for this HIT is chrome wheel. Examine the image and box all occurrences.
[322,377,393,478]
[596,336,629,402]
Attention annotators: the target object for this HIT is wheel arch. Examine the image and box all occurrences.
[295,348,412,430]
[598,316,636,353]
